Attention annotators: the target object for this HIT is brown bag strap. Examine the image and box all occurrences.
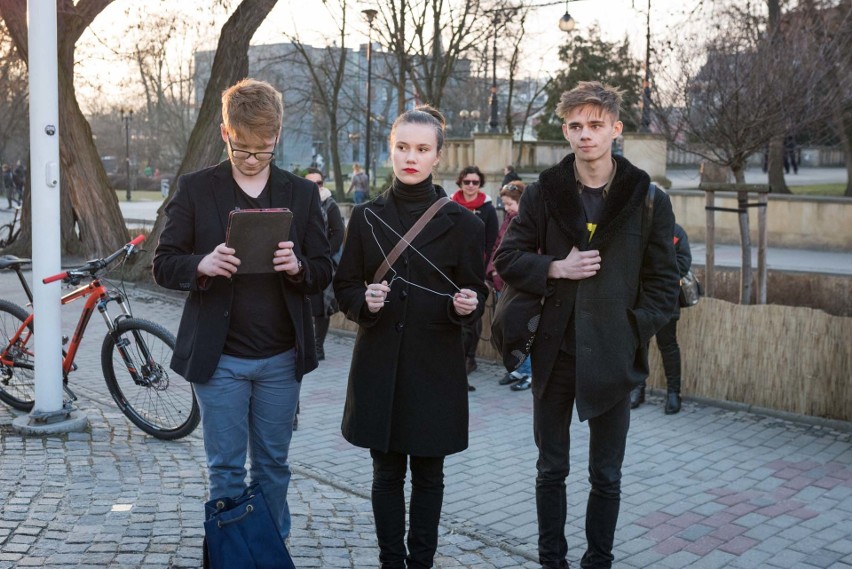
[373,197,451,284]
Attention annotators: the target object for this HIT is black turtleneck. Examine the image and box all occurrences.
[391,175,437,231]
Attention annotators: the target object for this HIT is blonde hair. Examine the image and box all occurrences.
[555,81,623,121]
[352,163,362,173]
[221,78,283,143]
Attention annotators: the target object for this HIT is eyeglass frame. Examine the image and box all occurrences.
[227,135,279,162]
[461,179,481,186]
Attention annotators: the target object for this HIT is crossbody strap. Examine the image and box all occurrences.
[372,197,451,284]
[641,182,656,248]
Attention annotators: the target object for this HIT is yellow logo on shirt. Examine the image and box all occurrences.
[587,222,597,239]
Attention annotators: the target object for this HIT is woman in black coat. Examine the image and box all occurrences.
[333,106,486,569]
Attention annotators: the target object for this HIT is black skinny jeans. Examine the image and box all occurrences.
[370,449,445,569]
[655,318,681,393]
[533,351,630,569]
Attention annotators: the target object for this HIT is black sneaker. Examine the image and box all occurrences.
[664,391,682,415]
[510,377,531,391]
[499,372,522,385]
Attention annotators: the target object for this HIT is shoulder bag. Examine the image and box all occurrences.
[203,483,295,569]
[679,269,702,307]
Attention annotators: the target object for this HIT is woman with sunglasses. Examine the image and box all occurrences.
[451,166,498,388]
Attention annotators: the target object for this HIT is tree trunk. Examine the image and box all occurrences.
[767,135,790,194]
[842,110,852,197]
[731,164,752,305]
[1,0,128,258]
[128,0,278,281]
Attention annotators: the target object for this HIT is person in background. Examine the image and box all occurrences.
[2,164,14,209]
[305,167,345,361]
[334,105,486,569]
[630,222,691,414]
[502,164,522,187]
[348,162,370,204]
[11,161,25,204]
[153,78,332,542]
[451,165,498,390]
[487,181,533,391]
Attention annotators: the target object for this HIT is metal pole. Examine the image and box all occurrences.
[489,15,499,133]
[640,0,652,132]
[123,110,132,201]
[27,0,65,416]
[363,9,377,190]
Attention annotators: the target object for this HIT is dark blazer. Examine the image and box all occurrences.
[153,161,333,383]
[334,187,487,457]
[494,154,679,421]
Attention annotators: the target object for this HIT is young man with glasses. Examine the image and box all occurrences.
[450,165,498,390]
[153,78,333,544]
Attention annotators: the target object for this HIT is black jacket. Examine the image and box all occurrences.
[494,154,679,420]
[153,161,333,383]
[672,223,692,320]
[334,187,487,456]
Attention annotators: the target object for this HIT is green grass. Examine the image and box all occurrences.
[789,184,846,196]
[115,189,165,202]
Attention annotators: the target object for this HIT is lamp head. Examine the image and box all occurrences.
[559,12,575,32]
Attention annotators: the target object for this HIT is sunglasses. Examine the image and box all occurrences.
[461,179,481,186]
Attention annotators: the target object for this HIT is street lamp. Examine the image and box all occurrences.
[488,11,501,133]
[362,8,378,189]
[639,0,652,133]
[120,109,133,201]
[458,109,481,137]
[558,0,576,32]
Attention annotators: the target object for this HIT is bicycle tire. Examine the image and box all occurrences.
[101,317,199,440]
[0,299,35,411]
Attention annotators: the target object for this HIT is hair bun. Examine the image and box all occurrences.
[414,105,446,128]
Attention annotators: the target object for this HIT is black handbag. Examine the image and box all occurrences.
[679,268,702,307]
[491,283,544,371]
[203,483,295,569]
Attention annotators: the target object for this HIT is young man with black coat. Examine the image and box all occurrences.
[494,81,679,569]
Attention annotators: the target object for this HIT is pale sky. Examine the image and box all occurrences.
[77,0,707,111]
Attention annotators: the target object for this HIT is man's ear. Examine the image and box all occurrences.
[612,120,624,138]
[220,124,229,143]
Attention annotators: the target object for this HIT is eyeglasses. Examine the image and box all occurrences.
[228,136,277,161]
[461,179,481,186]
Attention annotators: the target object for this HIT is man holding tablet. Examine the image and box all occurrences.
[153,78,332,543]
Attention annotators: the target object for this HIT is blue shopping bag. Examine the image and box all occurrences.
[203,483,295,569]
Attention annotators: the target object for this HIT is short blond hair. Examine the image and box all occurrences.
[221,78,283,143]
[555,81,623,121]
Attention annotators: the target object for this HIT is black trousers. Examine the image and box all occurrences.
[313,315,330,357]
[656,318,681,393]
[461,320,482,360]
[533,351,630,569]
[370,449,445,569]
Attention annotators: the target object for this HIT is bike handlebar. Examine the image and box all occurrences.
[42,235,147,284]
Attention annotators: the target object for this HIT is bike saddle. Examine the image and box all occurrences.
[0,255,32,270]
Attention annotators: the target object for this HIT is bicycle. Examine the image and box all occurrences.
[0,205,21,248]
[0,235,200,440]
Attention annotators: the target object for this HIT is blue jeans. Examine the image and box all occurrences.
[517,356,532,377]
[193,349,300,538]
[354,190,369,204]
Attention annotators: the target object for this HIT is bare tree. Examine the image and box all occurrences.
[128,0,279,280]
[374,0,492,111]
[1,0,128,257]
[0,19,28,168]
[279,0,354,200]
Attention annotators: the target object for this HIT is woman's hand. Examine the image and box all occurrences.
[452,288,478,316]
[365,281,391,313]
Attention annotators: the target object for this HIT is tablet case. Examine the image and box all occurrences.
[225,208,293,274]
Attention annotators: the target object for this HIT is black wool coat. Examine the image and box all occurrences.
[153,161,333,383]
[333,188,487,457]
[494,154,679,421]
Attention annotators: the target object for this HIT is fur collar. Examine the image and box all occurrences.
[539,153,650,251]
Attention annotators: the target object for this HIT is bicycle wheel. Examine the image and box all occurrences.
[101,318,199,440]
[0,299,35,411]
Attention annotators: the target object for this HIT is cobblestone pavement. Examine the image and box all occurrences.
[1,270,851,568]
